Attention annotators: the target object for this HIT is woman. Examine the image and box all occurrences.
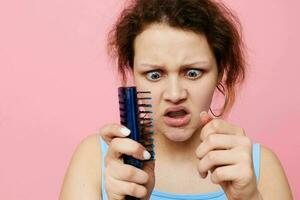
[59,0,293,199]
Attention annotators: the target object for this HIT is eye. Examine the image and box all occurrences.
[185,69,203,79]
[145,71,162,81]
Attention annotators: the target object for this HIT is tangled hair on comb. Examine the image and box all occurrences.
[107,0,247,117]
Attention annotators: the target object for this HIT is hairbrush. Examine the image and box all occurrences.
[118,87,155,200]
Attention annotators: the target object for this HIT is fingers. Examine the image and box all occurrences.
[192,111,257,189]
[200,111,213,126]
[106,160,155,199]
[209,164,255,184]
[100,123,155,199]
[196,134,252,159]
[107,137,151,161]
[104,143,154,199]
[99,123,131,145]
[108,159,149,184]
[195,134,253,179]
[197,149,237,178]
[105,174,148,199]
[103,135,154,199]
[199,111,246,142]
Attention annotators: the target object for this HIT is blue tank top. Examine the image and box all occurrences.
[99,137,260,200]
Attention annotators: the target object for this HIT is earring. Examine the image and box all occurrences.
[209,83,228,118]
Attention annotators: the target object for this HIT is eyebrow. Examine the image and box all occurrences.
[139,61,210,68]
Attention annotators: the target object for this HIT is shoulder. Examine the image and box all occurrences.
[59,134,102,200]
[74,133,102,159]
[258,144,293,199]
[67,134,102,172]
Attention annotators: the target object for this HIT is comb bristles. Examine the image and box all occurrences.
[137,97,152,100]
[140,117,152,121]
[139,111,152,114]
[137,91,151,94]
[138,104,152,107]
[141,130,154,135]
[118,87,155,172]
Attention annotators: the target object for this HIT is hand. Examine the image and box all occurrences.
[195,111,261,200]
[100,123,155,200]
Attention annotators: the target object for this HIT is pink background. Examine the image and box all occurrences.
[0,0,299,199]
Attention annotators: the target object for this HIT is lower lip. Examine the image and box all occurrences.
[163,114,191,127]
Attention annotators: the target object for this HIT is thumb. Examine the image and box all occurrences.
[200,111,213,126]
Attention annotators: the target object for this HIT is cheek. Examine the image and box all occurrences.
[135,77,151,94]
[189,84,216,110]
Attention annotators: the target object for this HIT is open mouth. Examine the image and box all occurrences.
[165,110,188,118]
[163,107,191,127]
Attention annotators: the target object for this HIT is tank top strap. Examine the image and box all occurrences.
[99,136,109,200]
[252,143,261,182]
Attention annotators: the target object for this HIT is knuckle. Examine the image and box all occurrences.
[143,172,150,183]
[241,166,253,181]
[133,143,145,157]
[206,134,216,145]
[133,142,142,152]
[211,119,221,129]
[242,137,252,147]
[109,138,117,147]
[214,168,223,180]
[98,125,107,137]
[99,124,113,135]
[207,152,216,162]
[197,161,205,173]
[139,187,148,198]
[99,123,122,136]
[125,167,136,180]
[123,183,134,196]
[241,151,252,163]
[110,137,121,148]
[127,183,140,196]
[138,170,149,183]
[246,169,254,181]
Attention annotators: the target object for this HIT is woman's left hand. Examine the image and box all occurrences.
[195,111,263,200]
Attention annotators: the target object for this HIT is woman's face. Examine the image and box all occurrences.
[133,23,219,142]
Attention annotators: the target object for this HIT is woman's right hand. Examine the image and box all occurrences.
[100,123,155,200]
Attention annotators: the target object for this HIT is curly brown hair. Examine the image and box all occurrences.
[107,0,247,117]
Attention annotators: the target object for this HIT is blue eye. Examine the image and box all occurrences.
[146,71,162,81]
[185,69,202,79]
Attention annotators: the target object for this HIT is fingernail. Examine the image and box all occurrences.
[143,150,151,160]
[200,173,205,178]
[120,127,130,136]
[200,111,206,118]
[200,172,208,179]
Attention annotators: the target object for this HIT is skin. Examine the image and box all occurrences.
[59,23,293,200]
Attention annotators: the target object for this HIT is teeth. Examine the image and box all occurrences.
[167,110,187,118]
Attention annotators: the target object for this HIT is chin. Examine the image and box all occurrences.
[161,127,195,142]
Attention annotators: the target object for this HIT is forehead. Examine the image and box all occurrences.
[133,23,214,64]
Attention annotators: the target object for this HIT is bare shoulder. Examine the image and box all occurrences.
[59,134,102,200]
[258,145,293,199]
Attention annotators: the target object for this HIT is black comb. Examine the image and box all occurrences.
[118,87,155,200]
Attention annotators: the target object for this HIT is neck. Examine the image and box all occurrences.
[153,128,202,164]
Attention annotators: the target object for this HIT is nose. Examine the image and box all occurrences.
[162,76,187,104]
